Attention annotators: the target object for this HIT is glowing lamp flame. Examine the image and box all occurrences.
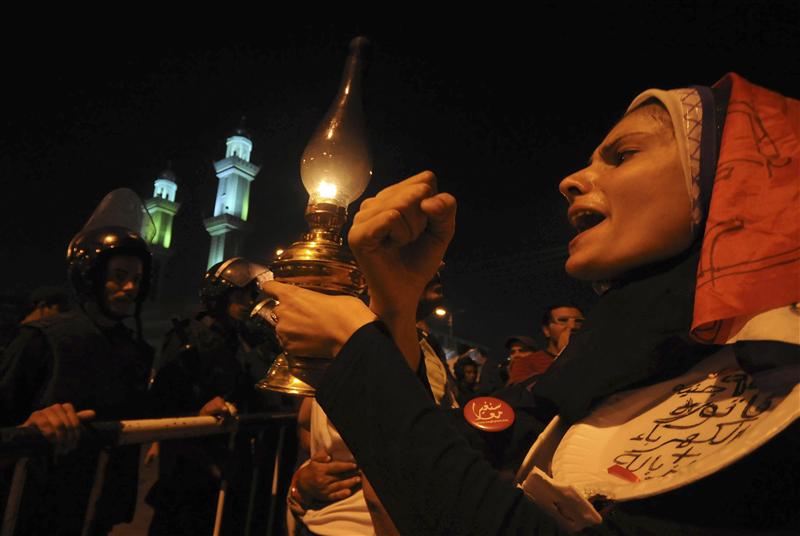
[317,181,338,201]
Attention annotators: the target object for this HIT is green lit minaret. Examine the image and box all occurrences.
[204,118,261,268]
[145,166,181,250]
[145,165,181,299]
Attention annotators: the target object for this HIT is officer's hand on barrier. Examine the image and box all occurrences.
[199,396,238,421]
[22,403,96,455]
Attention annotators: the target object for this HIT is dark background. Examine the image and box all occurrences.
[1,2,797,356]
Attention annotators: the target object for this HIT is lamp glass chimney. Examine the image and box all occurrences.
[300,37,372,208]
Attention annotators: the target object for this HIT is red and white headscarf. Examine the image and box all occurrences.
[627,74,799,344]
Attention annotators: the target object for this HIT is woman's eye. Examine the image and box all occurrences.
[615,150,637,164]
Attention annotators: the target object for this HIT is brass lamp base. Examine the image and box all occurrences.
[255,353,317,396]
[256,202,366,396]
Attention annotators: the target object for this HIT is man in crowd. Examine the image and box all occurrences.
[0,286,71,353]
[453,354,479,406]
[505,305,585,385]
[541,304,585,356]
[504,334,541,385]
[470,346,504,394]
[414,270,458,408]
[20,286,71,325]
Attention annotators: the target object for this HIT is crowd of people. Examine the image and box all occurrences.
[1,72,798,536]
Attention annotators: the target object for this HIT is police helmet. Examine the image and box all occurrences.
[200,257,270,312]
[67,225,153,303]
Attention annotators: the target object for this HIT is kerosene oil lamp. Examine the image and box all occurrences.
[256,37,372,396]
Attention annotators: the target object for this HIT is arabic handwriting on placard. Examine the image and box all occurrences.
[742,393,774,419]
[673,384,726,396]
[610,368,774,481]
[626,420,753,453]
[654,399,740,429]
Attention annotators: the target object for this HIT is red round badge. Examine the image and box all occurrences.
[463,396,515,432]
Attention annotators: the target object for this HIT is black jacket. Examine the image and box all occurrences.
[317,323,798,535]
[0,310,153,535]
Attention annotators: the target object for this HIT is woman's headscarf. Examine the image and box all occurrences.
[630,73,800,345]
[692,74,799,343]
[531,74,799,423]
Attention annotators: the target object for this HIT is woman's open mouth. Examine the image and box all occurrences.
[570,209,607,235]
[567,208,608,253]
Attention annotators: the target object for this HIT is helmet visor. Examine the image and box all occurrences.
[214,257,272,288]
[79,188,156,243]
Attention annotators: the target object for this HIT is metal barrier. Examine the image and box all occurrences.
[1,411,297,536]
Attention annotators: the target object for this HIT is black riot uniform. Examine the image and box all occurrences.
[147,257,284,536]
[0,189,156,536]
[1,311,154,534]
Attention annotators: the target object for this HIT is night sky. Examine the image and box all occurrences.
[2,4,797,356]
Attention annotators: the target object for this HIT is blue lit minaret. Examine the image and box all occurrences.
[145,164,181,299]
[204,118,261,268]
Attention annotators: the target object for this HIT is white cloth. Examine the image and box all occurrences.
[300,339,452,534]
[420,337,450,406]
[301,401,375,535]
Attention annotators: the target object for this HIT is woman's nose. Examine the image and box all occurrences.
[558,168,593,203]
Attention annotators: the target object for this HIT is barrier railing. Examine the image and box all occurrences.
[1,411,298,536]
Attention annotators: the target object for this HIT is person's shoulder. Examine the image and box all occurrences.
[11,311,91,349]
[162,314,201,338]
[159,315,216,364]
[159,316,195,354]
[3,323,49,356]
[194,313,234,348]
[1,320,55,372]
[25,310,88,330]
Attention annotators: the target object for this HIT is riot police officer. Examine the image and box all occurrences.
[0,189,157,535]
[147,256,279,536]
[149,257,274,415]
